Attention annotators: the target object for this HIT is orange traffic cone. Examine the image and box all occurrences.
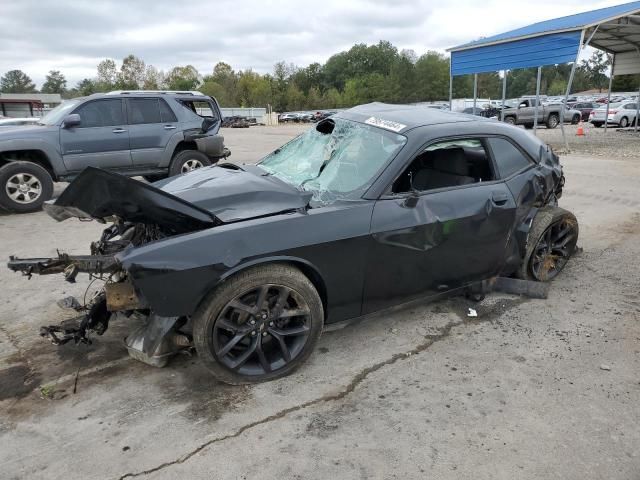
[576,121,585,136]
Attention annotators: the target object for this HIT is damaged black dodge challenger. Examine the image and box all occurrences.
[8,103,578,384]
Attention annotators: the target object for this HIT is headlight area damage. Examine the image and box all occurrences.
[8,167,222,366]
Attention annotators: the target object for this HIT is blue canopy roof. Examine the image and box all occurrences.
[449,1,640,76]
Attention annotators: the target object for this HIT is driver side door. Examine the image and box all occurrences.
[362,137,517,314]
[60,98,131,173]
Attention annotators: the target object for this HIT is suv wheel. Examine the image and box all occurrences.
[0,162,54,213]
[169,150,211,177]
[504,116,516,125]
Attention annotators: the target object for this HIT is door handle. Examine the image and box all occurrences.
[491,191,509,205]
[112,128,127,134]
[164,125,177,130]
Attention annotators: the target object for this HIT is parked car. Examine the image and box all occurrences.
[0,117,41,128]
[8,103,578,384]
[501,99,581,129]
[571,102,601,122]
[0,90,229,213]
[589,101,638,128]
[460,107,485,116]
[278,113,298,123]
[312,111,337,122]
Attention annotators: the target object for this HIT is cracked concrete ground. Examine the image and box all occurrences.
[0,125,638,480]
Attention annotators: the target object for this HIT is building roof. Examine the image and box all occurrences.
[0,93,62,103]
[450,1,640,52]
[449,1,640,76]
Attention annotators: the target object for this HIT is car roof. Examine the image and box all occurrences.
[336,102,481,133]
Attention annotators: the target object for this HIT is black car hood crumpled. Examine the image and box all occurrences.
[45,165,310,233]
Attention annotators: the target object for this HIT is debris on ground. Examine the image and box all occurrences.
[467,308,478,318]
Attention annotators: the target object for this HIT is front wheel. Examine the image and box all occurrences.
[571,114,581,125]
[0,161,54,213]
[168,150,211,177]
[518,207,579,282]
[504,116,516,125]
[193,264,324,384]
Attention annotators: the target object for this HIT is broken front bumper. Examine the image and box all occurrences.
[8,253,120,282]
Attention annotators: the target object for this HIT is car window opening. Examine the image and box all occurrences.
[179,99,216,119]
[393,139,495,193]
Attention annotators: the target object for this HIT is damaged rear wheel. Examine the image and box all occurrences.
[193,264,323,385]
[519,207,579,282]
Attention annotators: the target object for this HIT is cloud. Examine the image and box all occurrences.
[0,0,624,87]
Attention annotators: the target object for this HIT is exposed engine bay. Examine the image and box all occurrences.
[9,218,188,366]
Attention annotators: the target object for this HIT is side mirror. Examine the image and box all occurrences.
[63,114,81,128]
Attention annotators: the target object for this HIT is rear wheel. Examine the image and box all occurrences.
[546,114,559,129]
[518,207,579,282]
[0,161,54,213]
[168,150,211,177]
[193,264,324,384]
[592,122,602,128]
[620,117,629,128]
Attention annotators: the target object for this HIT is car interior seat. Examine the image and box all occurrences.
[413,147,476,190]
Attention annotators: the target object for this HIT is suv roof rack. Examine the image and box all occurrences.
[105,90,205,96]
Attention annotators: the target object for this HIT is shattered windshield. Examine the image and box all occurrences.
[259,118,406,204]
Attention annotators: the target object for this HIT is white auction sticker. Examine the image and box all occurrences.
[364,116,407,132]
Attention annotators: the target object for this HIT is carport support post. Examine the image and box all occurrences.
[473,74,478,113]
[449,74,453,111]
[561,59,579,151]
[501,70,507,121]
[533,66,542,135]
[604,55,615,133]
[636,83,640,132]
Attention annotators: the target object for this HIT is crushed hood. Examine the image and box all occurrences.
[153,164,311,223]
[45,166,310,233]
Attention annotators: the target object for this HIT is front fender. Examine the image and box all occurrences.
[0,137,64,176]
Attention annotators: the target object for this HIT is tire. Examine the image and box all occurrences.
[193,264,324,385]
[524,124,534,130]
[168,150,211,177]
[0,161,54,213]
[504,116,516,125]
[517,207,579,282]
[546,114,559,129]
[620,117,629,128]
[592,122,602,128]
[571,115,580,125]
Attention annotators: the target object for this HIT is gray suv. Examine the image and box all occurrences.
[0,90,229,212]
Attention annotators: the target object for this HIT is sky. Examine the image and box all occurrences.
[0,0,630,88]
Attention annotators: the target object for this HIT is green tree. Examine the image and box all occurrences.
[143,65,163,90]
[582,51,610,92]
[75,78,97,97]
[118,54,146,89]
[415,52,450,101]
[166,65,200,90]
[96,59,118,91]
[0,70,37,93]
[41,70,67,94]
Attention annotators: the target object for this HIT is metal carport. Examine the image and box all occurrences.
[448,1,640,146]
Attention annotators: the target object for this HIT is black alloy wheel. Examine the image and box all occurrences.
[212,284,311,375]
[519,207,579,282]
[193,264,323,384]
